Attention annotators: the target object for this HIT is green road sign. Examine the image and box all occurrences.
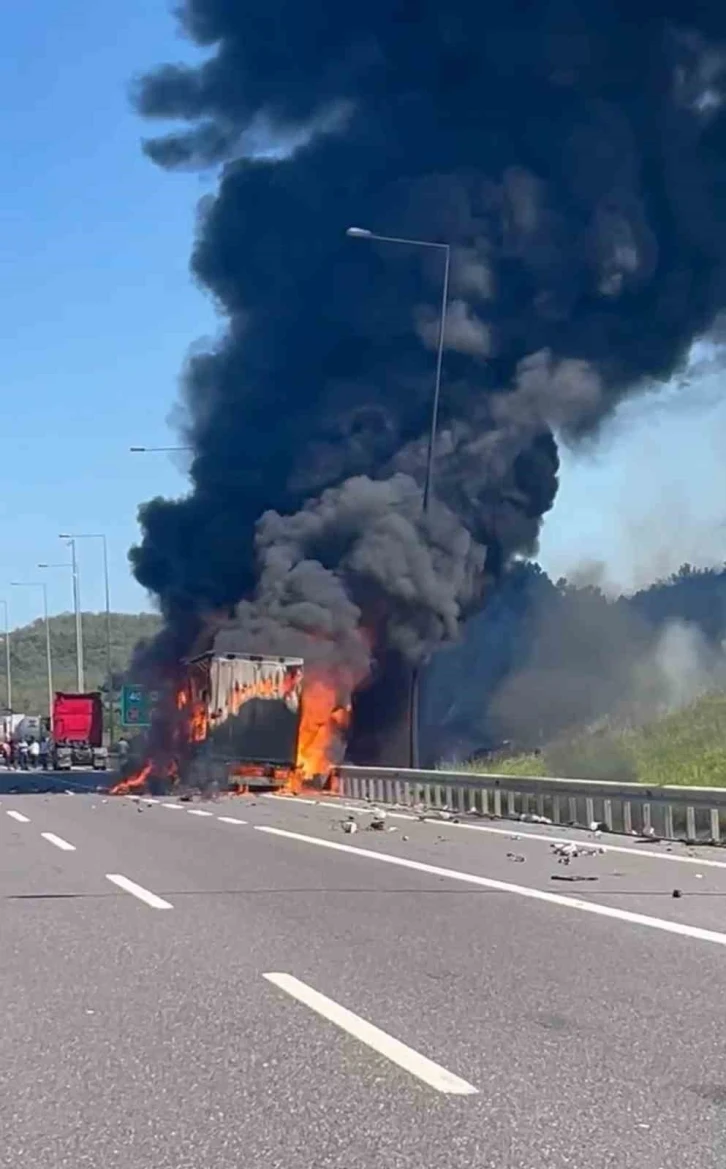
[120,684,158,728]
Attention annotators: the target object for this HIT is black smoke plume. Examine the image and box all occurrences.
[130,1,726,765]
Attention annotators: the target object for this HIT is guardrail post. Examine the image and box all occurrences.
[553,795,562,824]
[686,805,696,841]
[664,805,674,840]
[710,808,720,843]
[507,791,516,817]
[493,789,502,817]
[642,803,652,835]
[585,797,595,828]
[623,801,632,834]
[568,796,577,825]
[603,799,613,832]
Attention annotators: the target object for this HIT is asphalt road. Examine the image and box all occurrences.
[2,789,726,1168]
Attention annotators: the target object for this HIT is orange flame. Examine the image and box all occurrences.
[296,673,351,780]
[110,761,152,796]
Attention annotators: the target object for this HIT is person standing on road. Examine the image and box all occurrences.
[17,738,29,770]
[39,736,50,770]
[28,737,40,769]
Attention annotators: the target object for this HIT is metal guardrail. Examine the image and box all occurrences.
[337,765,726,844]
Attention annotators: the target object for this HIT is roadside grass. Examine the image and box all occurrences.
[446,691,726,787]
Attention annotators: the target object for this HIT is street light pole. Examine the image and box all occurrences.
[59,534,114,745]
[39,555,84,692]
[65,539,84,692]
[10,583,53,726]
[346,226,451,768]
[0,600,11,714]
[129,446,194,453]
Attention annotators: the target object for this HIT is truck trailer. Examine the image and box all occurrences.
[182,652,304,788]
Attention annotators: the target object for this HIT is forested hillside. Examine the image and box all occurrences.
[2,612,161,714]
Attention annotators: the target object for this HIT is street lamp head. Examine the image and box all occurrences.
[346,227,372,238]
[130,445,193,452]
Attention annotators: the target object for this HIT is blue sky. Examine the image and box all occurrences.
[2,3,723,632]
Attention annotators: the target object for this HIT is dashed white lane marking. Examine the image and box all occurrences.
[263,972,477,1096]
[6,810,30,823]
[272,796,726,871]
[217,816,247,825]
[187,809,214,817]
[162,803,186,810]
[105,874,173,910]
[41,832,76,852]
[256,825,726,949]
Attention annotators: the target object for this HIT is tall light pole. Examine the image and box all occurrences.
[0,600,11,714]
[59,534,113,745]
[129,446,193,453]
[10,583,53,725]
[38,558,84,693]
[346,227,450,512]
[346,226,451,768]
[65,539,84,692]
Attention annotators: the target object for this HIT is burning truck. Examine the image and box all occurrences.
[181,651,304,788]
[113,641,350,795]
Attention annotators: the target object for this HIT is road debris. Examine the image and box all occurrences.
[551,874,599,882]
[506,852,526,863]
[519,813,553,825]
[369,808,387,831]
[673,889,682,898]
[342,819,358,835]
[550,841,605,865]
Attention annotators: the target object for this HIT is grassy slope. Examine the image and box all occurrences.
[453,691,726,787]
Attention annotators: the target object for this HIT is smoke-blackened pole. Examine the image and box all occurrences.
[347,226,451,766]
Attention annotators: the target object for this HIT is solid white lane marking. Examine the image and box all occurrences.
[272,796,726,871]
[187,809,214,817]
[41,832,76,852]
[105,874,173,909]
[162,803,186,810]
[263,972,477,1096]
[6,810,30,823]
[256,826,726,948]
[217,816,247,825]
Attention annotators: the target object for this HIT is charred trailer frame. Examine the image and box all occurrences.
[182,652,304,789]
